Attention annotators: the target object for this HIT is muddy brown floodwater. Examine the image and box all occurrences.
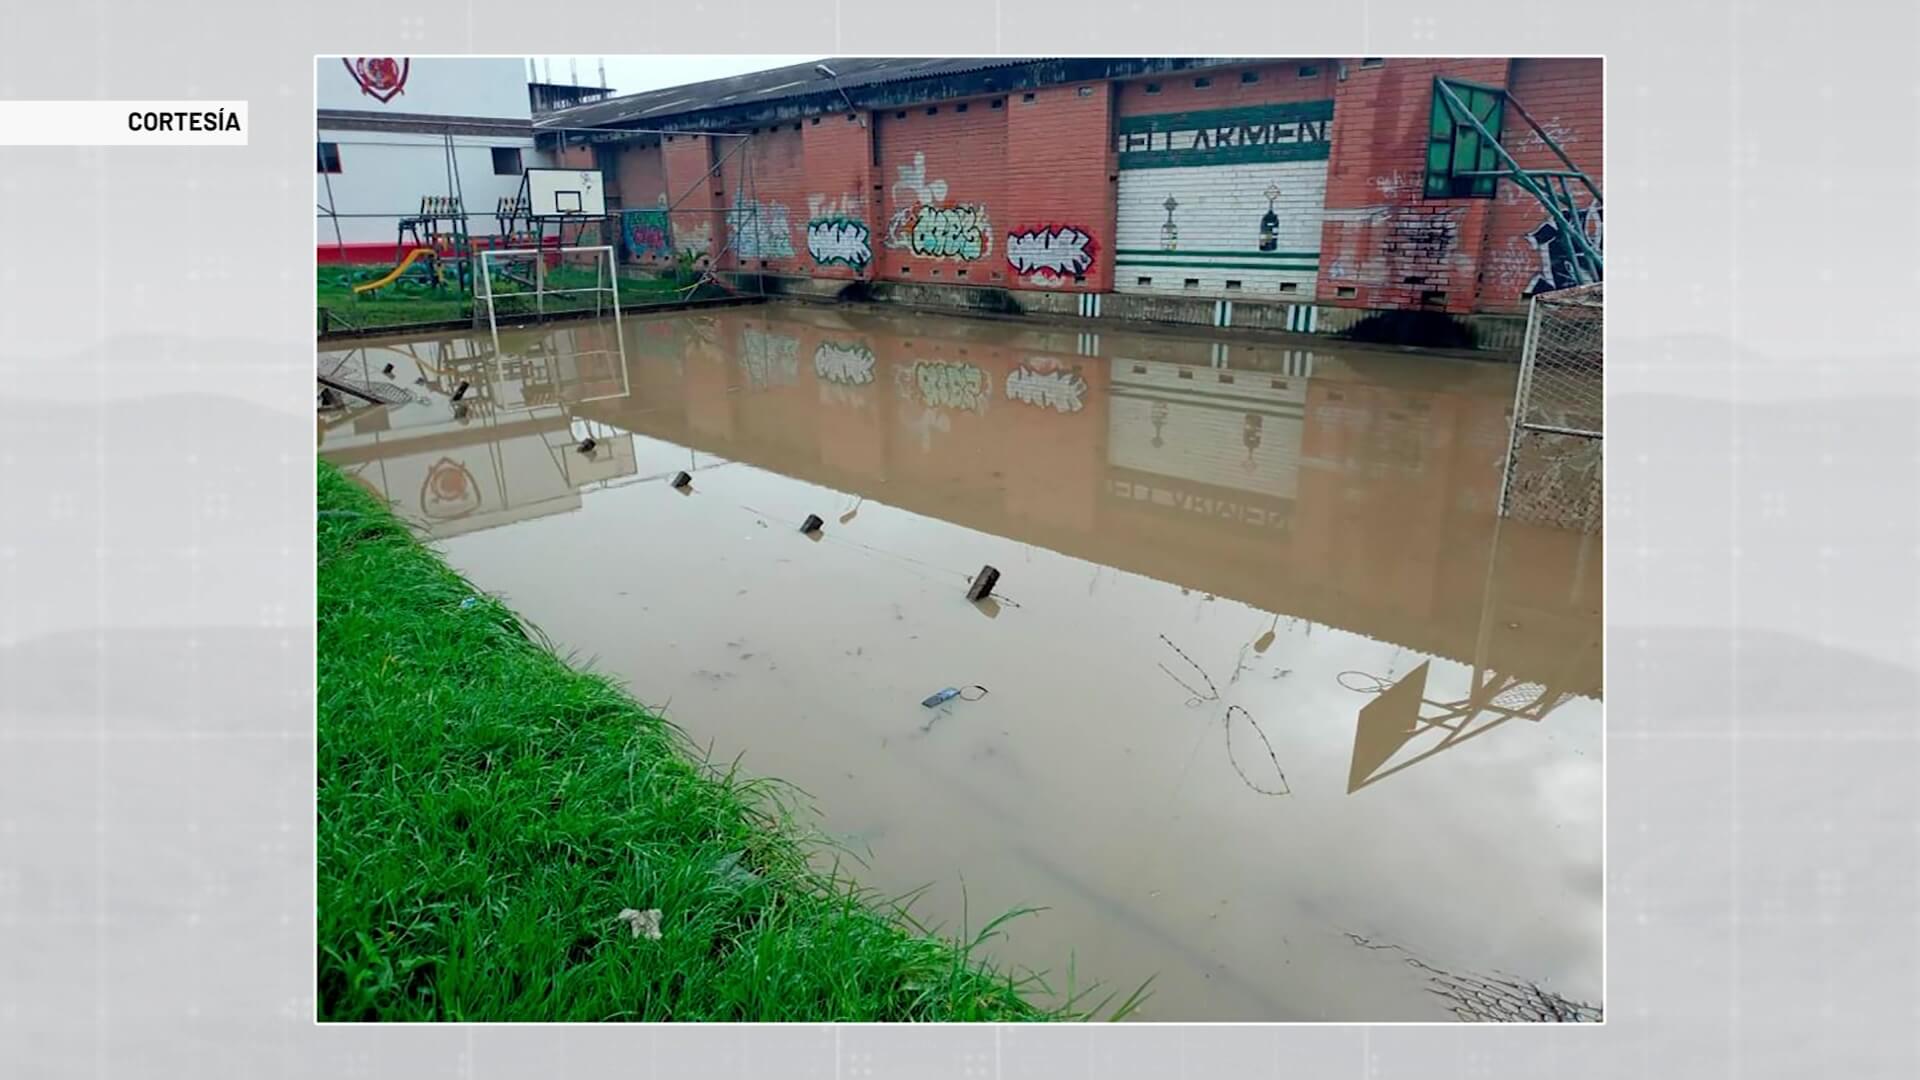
[318,303,1602,1022]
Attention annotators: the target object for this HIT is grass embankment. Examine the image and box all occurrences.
[317,263,720,332]
[318,463,1133,1021]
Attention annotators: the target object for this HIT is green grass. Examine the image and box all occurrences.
[317,262,719,333]
[317,462,1146,1021]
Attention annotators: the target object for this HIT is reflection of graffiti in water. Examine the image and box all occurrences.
[420,457,481,521]
[805,218,872,269]
[813,341,876,385]
[897,361,990,413]
[740,328,800,390]
[1005,365,1087,413]
[1343,933,1601,1023]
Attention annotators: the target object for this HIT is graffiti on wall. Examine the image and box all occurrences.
[621,208,672,259]
[889,204,992,261]
[1006,363,1089,413]
[896,360,990,413]
[727,192,794,259]
[1006,225,1096,280]
[814,341,877,385]
[675,220,713,260]
[807,218,872,268]
[1321,205,1471,290]
[1523,203,1602,297]
[886,152,991,261]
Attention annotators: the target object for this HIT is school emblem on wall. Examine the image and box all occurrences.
[343,58,410,104]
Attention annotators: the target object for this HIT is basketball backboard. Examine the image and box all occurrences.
[524,168,606,218]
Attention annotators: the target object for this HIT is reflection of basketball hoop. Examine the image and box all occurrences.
[420,457,482,521]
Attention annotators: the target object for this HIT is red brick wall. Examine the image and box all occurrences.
[800,113,876,280]
[1476,58,1603,314]
[612,143,666,207]
[661,134,722,267]
[874,95,1009,287]
[1318,58,1510,316]
[1115,60,1336,116]
[580,60,1600,321]
[1000,82,1116,293]
[718,123,808,275]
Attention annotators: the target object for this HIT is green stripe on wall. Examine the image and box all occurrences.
[1117,259,1319,273]
[1117,249,1319,259]
[1117,143,1331,168]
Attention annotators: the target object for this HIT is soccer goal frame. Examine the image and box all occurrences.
[477,244,624,354]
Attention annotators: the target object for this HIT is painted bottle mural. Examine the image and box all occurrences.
[1258,182,1281,252]
[1161,195,1179,251]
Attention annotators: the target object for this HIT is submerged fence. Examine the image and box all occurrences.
[1498,284,1603,533]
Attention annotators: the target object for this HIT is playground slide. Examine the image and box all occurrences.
[352,248,435,295]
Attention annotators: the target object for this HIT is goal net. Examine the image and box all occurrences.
[1498,283,1602,533]
[477,244,623,351]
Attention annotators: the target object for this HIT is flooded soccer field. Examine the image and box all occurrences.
[318,303,1602,1021]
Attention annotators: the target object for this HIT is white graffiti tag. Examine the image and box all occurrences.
[1005,226,1095,278]
[806,218,872,268]
[727,192,794,259]
[1005,366,1088,413]
[813,341,876,385]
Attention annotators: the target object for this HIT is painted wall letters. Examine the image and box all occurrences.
[1115,101,1335,299]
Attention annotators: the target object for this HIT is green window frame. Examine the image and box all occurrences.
[1424,78,1505,199]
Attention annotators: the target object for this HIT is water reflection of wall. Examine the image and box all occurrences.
[578,310,1594,690]
[1108,353,1309,503]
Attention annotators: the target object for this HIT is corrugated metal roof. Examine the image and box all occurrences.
[534,57,1043,130]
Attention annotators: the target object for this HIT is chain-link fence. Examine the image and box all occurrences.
[1498,283,1602,532]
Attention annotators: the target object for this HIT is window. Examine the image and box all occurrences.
[1077,85,1093,97]
[991,98,1004,108]
[1297,65,1320,79]
[1335,286,1358,298]
[491,147,522,175]
[1144,82,1161,94]
[1225,280,1243,290]
[1136,276,1153,286]
[956,102,969,112]
[317,141,341,173]
[1240,71,1260,84]
[1424,78,1506,198]
[1193,77,1212,89]
[926,106,938,115]
[1183,278,1200,289]
[1022,92,1036,103]
[1278,281,1299,292]
[896,111,907,119]
[1361,57,1385,69]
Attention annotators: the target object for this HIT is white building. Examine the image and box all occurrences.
[317,57,553,261]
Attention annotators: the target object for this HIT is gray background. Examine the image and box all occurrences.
[1,2,1914,1076]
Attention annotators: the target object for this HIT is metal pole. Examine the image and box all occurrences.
[1496,296,1542,519]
